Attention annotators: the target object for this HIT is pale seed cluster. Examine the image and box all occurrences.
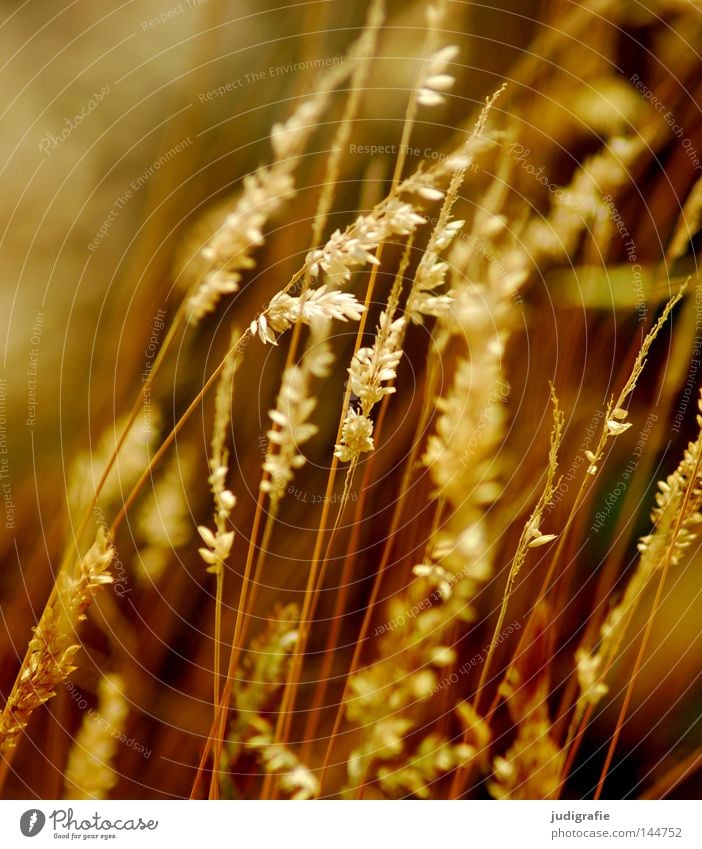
[0,530,114,754]
[335,310,406,463]
[262,324,334,506]
[253,285,364,346]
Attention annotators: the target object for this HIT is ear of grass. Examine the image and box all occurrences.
[195,329,242,798]
[0,529,114,777]
[488,604,564,800]
[63,673,128,800]
[500,287,685,677]
[592,389,702,799]
[259,9,449,796]
[224,604,318,800]
[192,2,386,798]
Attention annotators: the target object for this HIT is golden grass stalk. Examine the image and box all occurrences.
[224,604,318,800]
[260,5,469,797]
[63,673,128,800]
[489,605,564,799]
[0,529,114,756]
[473,387,564,712]
[336,161,526,799]
[574,391,702,718]
[196,328,242,798]
[579,389,702,797]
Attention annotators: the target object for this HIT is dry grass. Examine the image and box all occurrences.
[1,0,702,801]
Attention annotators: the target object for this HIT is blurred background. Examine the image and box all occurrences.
[1,0,701,799]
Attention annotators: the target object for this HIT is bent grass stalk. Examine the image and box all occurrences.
[472,386,564,714]
[316,343,447,794]
[593,397,702,798]
[260,26,442,794]
[456,289,685,800]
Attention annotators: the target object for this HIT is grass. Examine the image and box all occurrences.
[1,0,702,801]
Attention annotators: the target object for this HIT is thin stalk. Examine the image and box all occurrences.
[593,448,702,800]
[264,34,425,796]
[299,398,393,752]
[316,350,444,795]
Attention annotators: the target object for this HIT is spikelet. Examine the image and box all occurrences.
[490,719,563,800]
[406,167,466,325]
[417,5,458,109]
[252,286,364,346]
[349,310,406,411]
[376,724,488,799]
[68,412,161,525]
[343,106,516,797]
[334,408,376,464]
[63,674,128,800]
[334,240,411,466]
[188,168,295,323]
[581,287,684,478]
[305,201,426,288]
[489,605,564,800]
[197,331,242,576]
[185,23,379,323]
[522,135,645,266]
[225,605,318,800]
[261,322,334,506]
[508,388,563,583]
[417,45,459,107]
[245,87,503,352]
[188,5,388,323]
[575,389,702,713]
[334,310,405,463]
[133,450,194,584]
[0,530,114,754]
